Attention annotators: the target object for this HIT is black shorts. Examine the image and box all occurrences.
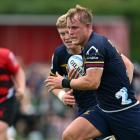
[81,104,140,140]
[0,96,18,126]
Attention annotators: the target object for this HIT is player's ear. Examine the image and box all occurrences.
[86,23,92,29]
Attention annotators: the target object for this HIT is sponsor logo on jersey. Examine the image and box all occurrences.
[86,46,98,55]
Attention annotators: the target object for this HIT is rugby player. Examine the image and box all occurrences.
[0,48,25,140]
[46,9,135,140]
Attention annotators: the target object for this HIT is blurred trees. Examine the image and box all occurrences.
[0,0,140,62]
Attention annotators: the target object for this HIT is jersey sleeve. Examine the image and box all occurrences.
[84,45,105,69]
[50,51,61,76]
[6,51,20,75]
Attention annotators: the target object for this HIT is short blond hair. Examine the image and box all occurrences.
[67,5,93,25]
[56,14,67,28]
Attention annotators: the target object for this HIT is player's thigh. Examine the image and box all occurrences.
[0,97,18,126]
[63,116,102,140]
[107,104,140,140]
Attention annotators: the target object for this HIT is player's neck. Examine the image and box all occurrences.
[67,45,82,55]
[82,30,93,46]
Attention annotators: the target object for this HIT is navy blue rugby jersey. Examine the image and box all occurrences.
[50,44,97,112]
[83,32,137,111]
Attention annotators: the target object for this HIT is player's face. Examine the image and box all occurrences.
[67,14,90,46]
[58,27,77,49]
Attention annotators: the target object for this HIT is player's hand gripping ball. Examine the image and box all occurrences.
[68,55,85,77]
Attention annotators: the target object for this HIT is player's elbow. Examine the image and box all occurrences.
[131,63,134,73]
[91,81,100,89]
[127,60,134,72]
[85,78,100,90]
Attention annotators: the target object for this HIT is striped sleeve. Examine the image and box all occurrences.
[84,46,104,69]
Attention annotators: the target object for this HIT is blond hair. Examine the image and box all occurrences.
[67,5,93,25]
[56,14,67,28]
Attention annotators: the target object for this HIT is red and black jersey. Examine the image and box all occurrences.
[0,48,19,103]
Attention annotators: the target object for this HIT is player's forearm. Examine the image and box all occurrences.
[14,67,26,93]
[63,68,102,90]
[70,68,102,90]
[51,89,65,98]
[51,89,66,101]
[70,75,99,90]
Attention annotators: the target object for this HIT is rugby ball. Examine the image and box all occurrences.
[67,55,85,76]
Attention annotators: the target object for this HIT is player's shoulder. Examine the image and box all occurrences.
[85,32,108,51]
[91,32,108,45]
[0,48,11,57]
[54,44,67,56]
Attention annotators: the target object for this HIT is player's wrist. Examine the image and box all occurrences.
[62,79,71,88]
[57,90,66,102]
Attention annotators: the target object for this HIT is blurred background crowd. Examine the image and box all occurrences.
[0,0,140,140]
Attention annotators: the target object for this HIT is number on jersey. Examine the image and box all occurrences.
[115,87,132,105]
